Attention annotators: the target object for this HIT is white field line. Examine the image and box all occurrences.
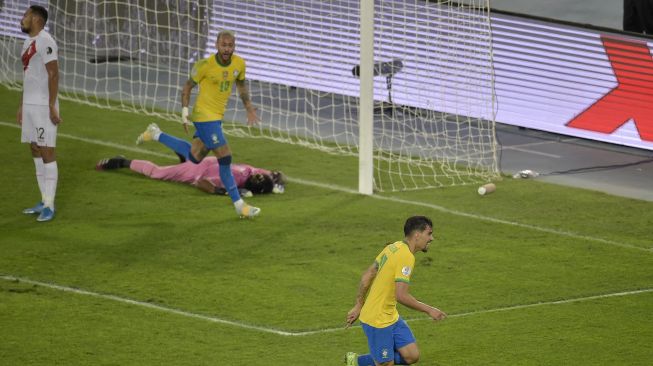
[0,121,175,160]
[365,193,652,253]
[288,176,650,253]
[444,287,653,319]
[503,138,579,149]
[0,275,295,336]
[501,137,583,158]
[1,121,649,253]
[2,275,652,337]
[500,145,561,158]
[298,287,653,336]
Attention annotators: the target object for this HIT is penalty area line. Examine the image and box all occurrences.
[294,287,653,336]
[288,177,650,253]
[0,274,295,337]
[443,287,653,320]
[2,274,652,337]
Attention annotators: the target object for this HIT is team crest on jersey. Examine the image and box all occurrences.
[233,70,239,78]
[46,46,53,55]
[222,71,229,79]
[382,349,389,359]
[402,266,412,276]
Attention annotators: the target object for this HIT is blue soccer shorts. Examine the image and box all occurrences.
[193,120,227,150]
[361,317,416,363]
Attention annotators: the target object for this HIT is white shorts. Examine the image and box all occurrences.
[21,104,58,147]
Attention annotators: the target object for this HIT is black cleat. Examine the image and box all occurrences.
[96,156,129,170]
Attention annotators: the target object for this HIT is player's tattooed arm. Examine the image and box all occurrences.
[236,79,253,108]
[236,79,259,125]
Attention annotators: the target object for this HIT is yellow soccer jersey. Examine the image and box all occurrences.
[190,53,246,122]
[359,241,415,328]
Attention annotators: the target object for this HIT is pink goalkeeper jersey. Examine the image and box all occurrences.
[129,157,271,188]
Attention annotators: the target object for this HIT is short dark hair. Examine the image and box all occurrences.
[271,170,286,185]
[244,173,274,194]
[29,5,48,23]
[404,216,433,236]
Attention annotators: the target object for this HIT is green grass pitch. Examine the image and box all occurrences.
[0,86,652,365]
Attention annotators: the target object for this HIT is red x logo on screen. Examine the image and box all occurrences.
[566,35,653,142]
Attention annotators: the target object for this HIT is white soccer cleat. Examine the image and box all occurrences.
[344,352,359,366]
[136,123,161,145]
[237,203,260,218]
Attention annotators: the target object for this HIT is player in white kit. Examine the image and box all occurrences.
[18,5,61,222]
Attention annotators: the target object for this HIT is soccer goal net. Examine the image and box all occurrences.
[0,0,498,192]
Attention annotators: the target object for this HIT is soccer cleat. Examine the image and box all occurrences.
[136,123,161,145]
[96,156,128,170]
[237,203,260,218]
[344,352,359,366]
[36,207,55,222]
[23,202,44,214]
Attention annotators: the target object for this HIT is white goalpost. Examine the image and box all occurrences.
[0,0,498,193]
[359,0,375,195]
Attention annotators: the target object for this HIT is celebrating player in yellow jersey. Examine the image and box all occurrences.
[345,216,447,366]
[137,30,260,218]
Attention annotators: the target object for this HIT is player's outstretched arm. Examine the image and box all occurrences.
[396,282,446,321]
[346,263,378,328]
[196,178,252,197]
[196,178,220,194]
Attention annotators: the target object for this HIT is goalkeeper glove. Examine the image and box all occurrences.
[213,187,227,195]
[273,184,285,194]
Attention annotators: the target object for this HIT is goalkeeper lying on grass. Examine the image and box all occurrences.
[96,151,285,197]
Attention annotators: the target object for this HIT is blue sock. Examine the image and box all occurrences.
[158,133,200,163]
[394,352,408,365]
[218,155,240,202]
[357,354,375,366]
